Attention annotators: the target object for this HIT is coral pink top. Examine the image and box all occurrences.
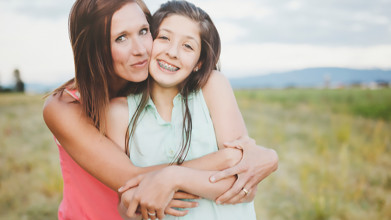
[55,89,122,220]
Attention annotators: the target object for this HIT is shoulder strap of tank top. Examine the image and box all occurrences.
[64,88,80,101]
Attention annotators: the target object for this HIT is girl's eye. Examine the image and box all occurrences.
[140,28,149,35]
[158,35,169,40]
[115,35,126,43]
[184,44,193,50]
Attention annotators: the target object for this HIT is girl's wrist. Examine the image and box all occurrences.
[164,165,183,191]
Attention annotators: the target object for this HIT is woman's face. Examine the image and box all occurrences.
[149,14,201,89]
[111,2,152,83]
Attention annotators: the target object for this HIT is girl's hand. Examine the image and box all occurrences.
[119,187,199,219]
[165,191,200,217]
[118,187,141,220]
[210,136,278,204]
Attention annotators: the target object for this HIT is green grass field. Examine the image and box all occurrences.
[0,89,390,219]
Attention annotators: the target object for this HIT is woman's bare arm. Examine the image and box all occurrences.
[43,93,167,190]
[43,92,241,191]
[203,70,278,204]
[203,70,248,148]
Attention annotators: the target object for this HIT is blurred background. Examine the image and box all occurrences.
[0,0,390,219]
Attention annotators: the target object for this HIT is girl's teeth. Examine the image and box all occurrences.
[159,61,178,71]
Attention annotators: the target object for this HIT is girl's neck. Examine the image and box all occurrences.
[150,81,179,122]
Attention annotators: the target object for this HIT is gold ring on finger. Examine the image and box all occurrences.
[242,188,249,195]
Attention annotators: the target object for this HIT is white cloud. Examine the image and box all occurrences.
[215,22,248,43]
[285,0,302,11]
[190,0,274,21]
[0,9,74,85]
[220,43,391,77]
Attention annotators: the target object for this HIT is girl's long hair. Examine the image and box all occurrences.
[51,0,151,133]
[126,0,221,164]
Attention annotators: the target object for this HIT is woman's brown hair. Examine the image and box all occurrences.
[126,0,221,164]
[51,0,151,133]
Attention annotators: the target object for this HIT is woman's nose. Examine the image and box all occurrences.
[131,38,147,56]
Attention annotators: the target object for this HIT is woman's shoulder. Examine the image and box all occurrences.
[43,91,86,136]
[202,70,232,99]
[43,91,81,118]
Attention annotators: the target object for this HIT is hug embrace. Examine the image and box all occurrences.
[43,0,278,219]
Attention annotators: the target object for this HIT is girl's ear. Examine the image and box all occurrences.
[194,62,203,72]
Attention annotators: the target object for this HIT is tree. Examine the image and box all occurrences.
[14,68,25,92]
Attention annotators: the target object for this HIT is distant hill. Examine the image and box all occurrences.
[229,67,391,89]
[19,67,391,93]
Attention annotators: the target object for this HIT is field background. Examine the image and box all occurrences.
[0,89,390,219]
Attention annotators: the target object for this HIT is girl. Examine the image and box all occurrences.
[108,1,276,219]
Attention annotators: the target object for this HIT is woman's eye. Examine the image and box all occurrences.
[115,35,126,43]
[140,28,149,35]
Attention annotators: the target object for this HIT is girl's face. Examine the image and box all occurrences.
[111,2,152,83]
[149,14,201,89]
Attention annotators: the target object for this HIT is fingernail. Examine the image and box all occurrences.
[118,186,123,192]
[216,200,221,205]
[210,176,215,182]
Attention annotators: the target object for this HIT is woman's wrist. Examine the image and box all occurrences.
[222,148,242,168]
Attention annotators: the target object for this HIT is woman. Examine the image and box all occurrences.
[43,0,278,219]
[109,1,276,219]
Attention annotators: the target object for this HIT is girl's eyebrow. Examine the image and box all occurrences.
[160,28,200,47]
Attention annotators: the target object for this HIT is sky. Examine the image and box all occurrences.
[0,0,390,86]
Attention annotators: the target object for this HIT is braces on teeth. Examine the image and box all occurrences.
[159,61,178,71]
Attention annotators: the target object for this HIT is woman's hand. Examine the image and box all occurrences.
[210,136,278,204]
[118,166,195,219]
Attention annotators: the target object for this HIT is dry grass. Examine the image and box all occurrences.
[0,93,62,219]
[1,89,390,219]
[236,89,391,220]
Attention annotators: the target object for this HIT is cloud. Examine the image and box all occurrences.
[201,0,391,46]
[0,8,74,84]
[220,43,391,77]
[0,0,73,20]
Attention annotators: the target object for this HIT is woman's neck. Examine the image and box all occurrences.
[108,76,128,98]
[150,81,179,122]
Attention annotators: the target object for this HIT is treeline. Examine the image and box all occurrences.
[0,69,25,93]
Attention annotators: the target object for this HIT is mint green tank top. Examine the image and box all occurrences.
[127,89,256,220]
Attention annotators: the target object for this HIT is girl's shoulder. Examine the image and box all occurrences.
[107,97,128,120]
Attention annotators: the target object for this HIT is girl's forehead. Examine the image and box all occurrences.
[159,15,200,39]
